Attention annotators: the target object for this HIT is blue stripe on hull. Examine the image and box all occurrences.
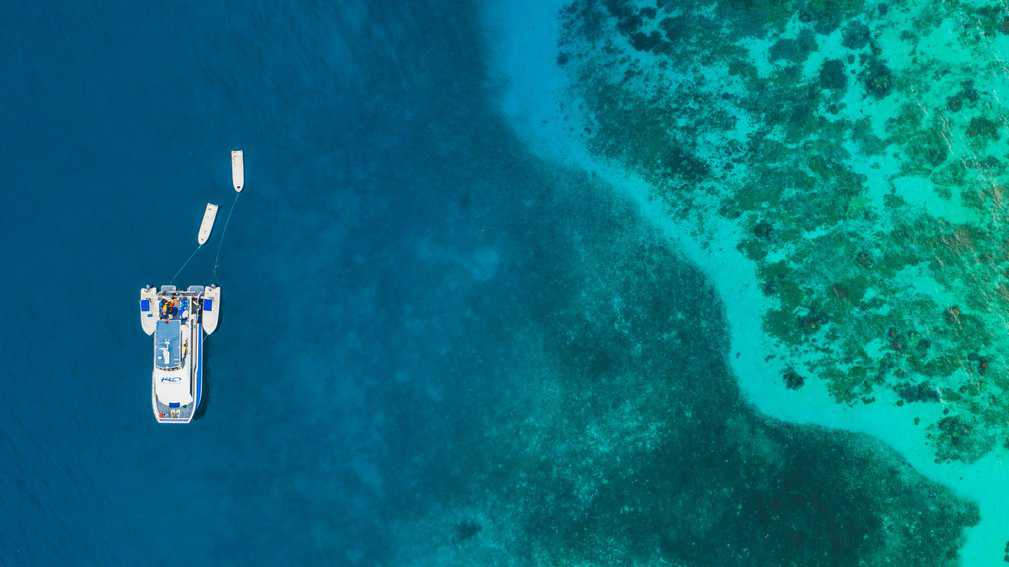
[195,326,203,411]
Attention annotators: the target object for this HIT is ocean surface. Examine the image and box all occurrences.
[0,1,1002,565]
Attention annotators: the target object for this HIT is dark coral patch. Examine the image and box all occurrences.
[753,220,774,239]
[783,368,806,389]
[629,30,666,52]
[896,381,940,403]
[860,57,893,98]
[934,415,994,463]
[769,29,818,63]
[660,16,686,43]
[967,116,1000,141]
[819,59,848,90]
[665,147,710,182]
[452,520,482,543]
[841,21,871,49]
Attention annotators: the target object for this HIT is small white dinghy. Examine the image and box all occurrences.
[197,203,219,245]
[231,150,244,192]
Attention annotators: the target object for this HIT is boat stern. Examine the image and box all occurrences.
[153,395,196,424]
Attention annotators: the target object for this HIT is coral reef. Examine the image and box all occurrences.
[556,0,1009,464]
[388,168,977,565]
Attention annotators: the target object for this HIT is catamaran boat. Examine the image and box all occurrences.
[140,284,220,423]
[139,149,242,423]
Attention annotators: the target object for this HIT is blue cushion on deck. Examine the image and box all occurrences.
[203,299,213,311]
[140,299,150,312]
[169,402,180,408]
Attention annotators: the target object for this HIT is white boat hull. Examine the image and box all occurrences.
[142,285,216,424]
[197,203,219,245]
[231,150,244,192]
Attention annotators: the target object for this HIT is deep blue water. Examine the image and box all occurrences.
[0,2,501,563]
[0,2,982,565]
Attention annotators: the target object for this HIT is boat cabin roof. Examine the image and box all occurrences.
[155,320,182,370]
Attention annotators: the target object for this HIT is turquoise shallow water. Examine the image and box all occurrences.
[494,0,1009,563]
[0,1,995,565]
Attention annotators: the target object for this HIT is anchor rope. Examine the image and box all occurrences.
[170,245,201,284]
[212,191,242,282]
